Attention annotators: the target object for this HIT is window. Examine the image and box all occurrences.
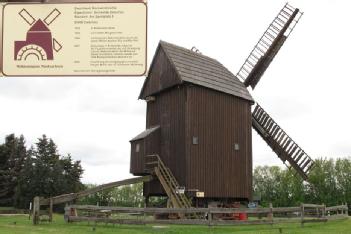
[135,143,140,153]
[192,136,198,145]
[234,143,240,151]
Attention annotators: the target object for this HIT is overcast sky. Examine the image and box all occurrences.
[1,0,350,184]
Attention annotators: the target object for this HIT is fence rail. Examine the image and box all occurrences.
[63,203,348,227]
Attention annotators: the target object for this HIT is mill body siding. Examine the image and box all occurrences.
[130,41,253,201]
[186,85,252,199]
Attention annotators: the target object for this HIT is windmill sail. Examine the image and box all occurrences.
[252,103,314,180]
[237,3,303,89]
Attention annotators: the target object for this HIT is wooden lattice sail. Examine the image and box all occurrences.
[237,3,303,89]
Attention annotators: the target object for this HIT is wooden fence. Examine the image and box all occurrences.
[31,176,153,224]
[63,203,348,227]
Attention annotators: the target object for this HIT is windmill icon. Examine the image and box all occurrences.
[14,8,63,61]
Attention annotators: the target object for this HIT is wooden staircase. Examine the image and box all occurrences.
[252,103,314,180]
[145,154,192,209]
[237,3,303,89]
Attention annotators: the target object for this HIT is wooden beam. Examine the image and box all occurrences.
[40,176,153,206]
[32,196,40,225]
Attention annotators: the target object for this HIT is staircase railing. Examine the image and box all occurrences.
[145,154,192,209]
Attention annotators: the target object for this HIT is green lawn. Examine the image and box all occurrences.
[0,214,350,234]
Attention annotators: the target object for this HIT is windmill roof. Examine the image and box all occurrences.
[29,19,50,32]
[158,41,253,102]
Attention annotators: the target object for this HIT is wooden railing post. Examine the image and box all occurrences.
[340,202,344,215]
[322,203,326,218]
[28,202,32,220]
[208,208,212,227]
[268,203,273,225]
[64,204,70,223]
[300,203,304,227]
[346,202,348,216]
[49,198,53,222]
[32,196,40,225]
[342,203,346,216]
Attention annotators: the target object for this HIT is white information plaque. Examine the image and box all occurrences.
[1,1,147,76]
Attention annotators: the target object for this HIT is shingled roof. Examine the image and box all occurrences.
[140,41,253,102]
[130,125,160,142]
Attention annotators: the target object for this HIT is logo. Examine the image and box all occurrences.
[14,8,62,61]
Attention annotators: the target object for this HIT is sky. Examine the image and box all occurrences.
[0,0,350,184]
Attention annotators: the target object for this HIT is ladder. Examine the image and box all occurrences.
[237,3,303,89]
[252,103,314,180]
[145,154,192,209]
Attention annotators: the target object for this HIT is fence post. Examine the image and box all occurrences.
[143,197,147,220]
[322,203,326,218]
[268,203,273,225]
[49,198,53,222]
[342,203,346,216]
[340,202,344,215]
[28,202,32,220]
[300,203,304,227]
[208,208,212,227]
[346,202,348,216]
[32,196,40,225]
[64,204,70,223]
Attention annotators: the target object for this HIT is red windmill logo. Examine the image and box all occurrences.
[14,8,62,61]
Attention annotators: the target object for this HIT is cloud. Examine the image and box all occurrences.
[69,145,129,166]
[0,78,78,100]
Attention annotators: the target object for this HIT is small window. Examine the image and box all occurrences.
[192,136,198,145]
[135,143,140,153]
[234,143,240,151]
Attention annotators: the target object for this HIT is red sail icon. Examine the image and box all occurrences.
[14,9,62,61]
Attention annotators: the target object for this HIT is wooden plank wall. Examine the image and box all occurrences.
[144,86,187,196]
[186,85,252,200]
[130,139,145,174]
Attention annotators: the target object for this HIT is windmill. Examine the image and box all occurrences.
[15,8,62,61]
[236,3,314,180]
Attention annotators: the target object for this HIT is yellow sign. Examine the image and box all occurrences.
[1,2,147,76]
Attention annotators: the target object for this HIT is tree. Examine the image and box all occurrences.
[253,157,351,208]
[60,154,84,194]
[14,135,84,209]
[78,183,144,207]
[334,158,351,206]
[0,134,27,206]
[305,158,338,206]
[13,147,35,209]
[253,166,282,207]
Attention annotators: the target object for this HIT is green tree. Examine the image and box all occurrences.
[306,158,338,206]
[14,147,35,209]
[14,135,84,209]
[334,158,351,206]
[78,183,144,207]
[60,154,84,194]
[253,157,351,208]
[0,134,27,206]
[253,166,282,206]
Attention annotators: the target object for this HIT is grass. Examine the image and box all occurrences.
[0,214,350,234]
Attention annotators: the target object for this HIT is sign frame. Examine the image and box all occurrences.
[0,0,147,77]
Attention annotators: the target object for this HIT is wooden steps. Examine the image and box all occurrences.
[144,154,192,209]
